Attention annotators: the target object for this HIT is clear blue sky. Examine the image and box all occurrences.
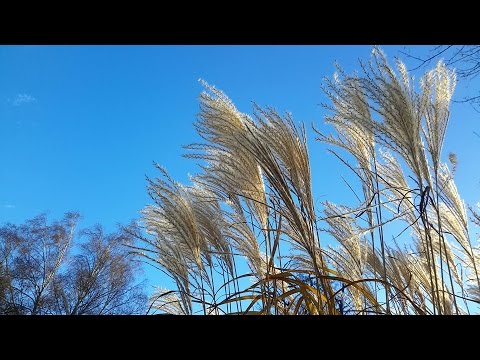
[1,45,479,296]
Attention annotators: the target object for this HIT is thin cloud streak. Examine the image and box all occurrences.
[11,94,37,106]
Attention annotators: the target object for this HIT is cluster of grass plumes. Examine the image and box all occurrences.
[134,47,480,315]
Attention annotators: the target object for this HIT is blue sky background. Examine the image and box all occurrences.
[1,45,479,298]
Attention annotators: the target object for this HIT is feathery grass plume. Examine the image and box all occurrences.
[187,81,334,311]
[142,165,222,314]
[144,165,207,271]
[461,203,480,297]
[388,239,458,314]
[468,283,480,303]
[407,221,460,313]
[134,47,479,314]
[249,106,336,311]
[383,246,425,312]
[321,201,374,311]
[422,62,456,172]
[139,220,193,314]
[186,80,268,230]
[187,184,234,277]
[254,106,316,227]
[223,197,264,278]
[288,241,379,314]
[434,163,478,301]
[376,149,416,215]
[464,207,480,303]
[362,48,432,187]
[462,243,480,283]
[437,164,467,231]
[322,48,431,186]
[316,76,377,221]
[323,201,367,272]
[318,65,377,220]
[318,47,478,314]
[375,149,430,250]
[437,203,469,255]
[320,50,460,313]
[148,288,189,315]
[320,66,375,172]
[249,107,328,269]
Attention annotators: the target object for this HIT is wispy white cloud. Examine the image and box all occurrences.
[3,204,15,209]
[11,94,37,106]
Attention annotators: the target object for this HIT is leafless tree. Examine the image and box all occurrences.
[0,213,147,315]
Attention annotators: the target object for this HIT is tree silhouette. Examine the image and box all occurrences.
[0,213,146,315]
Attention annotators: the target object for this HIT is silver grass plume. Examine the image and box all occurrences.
[186,80,268,230]
[224,198,264,278]
[360,48,431,187]
[148,288,189,315]
[422,61,456,172]
[322,201,373,311]
[320,65,375,174]
[143,165,208,271]
[251,106,320,256]
[186,183,235,276]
